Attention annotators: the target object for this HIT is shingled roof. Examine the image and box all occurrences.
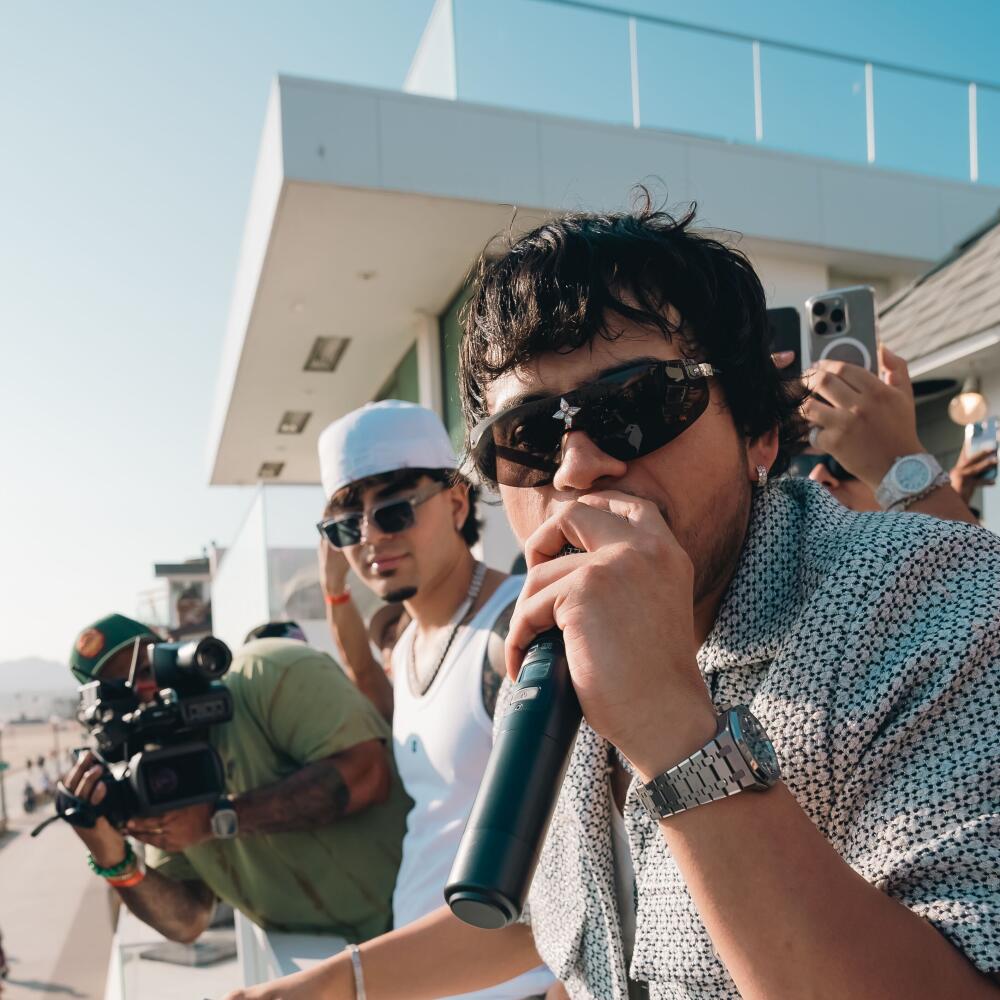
[879,208,1000,362]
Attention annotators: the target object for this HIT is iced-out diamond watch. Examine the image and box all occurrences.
[636,705,780,821]
[874,453,945,511]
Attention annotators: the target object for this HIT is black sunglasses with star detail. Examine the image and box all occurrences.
[469,360,721,488]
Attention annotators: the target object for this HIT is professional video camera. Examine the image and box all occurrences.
[32,636,234,836]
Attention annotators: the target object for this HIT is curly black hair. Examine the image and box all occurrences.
[459,197,807,482]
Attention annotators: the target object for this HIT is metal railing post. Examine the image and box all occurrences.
[865,62,876,163]
[521,0,997,182]
[969,82,979,182]
[628,16,640,129]
[752,41,763,141]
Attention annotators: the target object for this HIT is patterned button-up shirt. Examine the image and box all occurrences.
[517,478,1000,1000]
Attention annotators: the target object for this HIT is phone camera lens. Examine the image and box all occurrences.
[814,320,828,335]
[830,307,845,324]
[812,302,827,317]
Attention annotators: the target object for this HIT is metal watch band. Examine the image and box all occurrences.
[636,723,756,821]
[875,453,944,510]
[887,470,950,512]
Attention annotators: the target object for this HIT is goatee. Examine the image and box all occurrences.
[386,586,418,603]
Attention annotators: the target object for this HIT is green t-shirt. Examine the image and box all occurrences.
[147,638,411,940]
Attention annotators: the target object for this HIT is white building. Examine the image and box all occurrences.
[205,2,1000,652]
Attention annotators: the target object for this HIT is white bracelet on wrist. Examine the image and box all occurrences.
[348,943,366,1000]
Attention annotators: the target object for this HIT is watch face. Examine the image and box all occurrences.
[211,808,238,839]
[895,456,932,493]
[731,707,780,785]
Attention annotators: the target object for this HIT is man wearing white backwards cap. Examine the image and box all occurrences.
[314,399,554,1000]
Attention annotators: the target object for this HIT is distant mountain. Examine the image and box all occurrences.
[0,657,76,695]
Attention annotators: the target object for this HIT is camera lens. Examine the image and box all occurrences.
[147,765,180,799]
[192,637,232,679]
[812,301,827,317]
[830,307,844,324]
[814,321,828,335]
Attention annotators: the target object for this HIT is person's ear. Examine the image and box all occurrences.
[449,481,470,533]
[746,426,780,483]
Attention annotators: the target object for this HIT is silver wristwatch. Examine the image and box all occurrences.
[874,453,946,511]
[210,797,239,839]
[636,705,780,821]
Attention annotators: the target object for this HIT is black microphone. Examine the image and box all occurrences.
[444,547,584,929]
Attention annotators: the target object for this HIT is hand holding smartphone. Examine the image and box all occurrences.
[966,417,999,483]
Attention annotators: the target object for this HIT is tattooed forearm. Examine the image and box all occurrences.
[233,741,390,836]
[235,758,351,836]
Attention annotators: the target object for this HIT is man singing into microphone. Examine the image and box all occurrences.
[227,202,1000,1000]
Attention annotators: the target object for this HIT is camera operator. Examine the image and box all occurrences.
[783,345,994,522]
[229,203,1000,1000]
[63,613,410,945]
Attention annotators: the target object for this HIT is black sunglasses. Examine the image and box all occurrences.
[469,360,721,488]
[317,481,446,549]
[788,453,855,481]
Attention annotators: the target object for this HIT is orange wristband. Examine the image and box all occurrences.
[107,868,146,889]
[324,587,351,606]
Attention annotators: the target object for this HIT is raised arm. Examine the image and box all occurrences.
[802,346,979,524]
[319,538,394,721]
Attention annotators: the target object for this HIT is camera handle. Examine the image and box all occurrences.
[30,780,101,837]
[30,758,126,838]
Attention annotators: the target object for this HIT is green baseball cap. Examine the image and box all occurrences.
[69,613,159,684]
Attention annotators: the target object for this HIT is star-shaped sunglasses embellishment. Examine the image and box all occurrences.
[552,397,582,429]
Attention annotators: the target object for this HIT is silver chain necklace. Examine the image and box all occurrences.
[408,560,487,697]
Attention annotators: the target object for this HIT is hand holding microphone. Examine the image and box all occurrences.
[446,492,716,928]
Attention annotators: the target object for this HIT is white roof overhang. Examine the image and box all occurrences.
[208,75,1000,485]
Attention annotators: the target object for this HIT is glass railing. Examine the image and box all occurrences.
[443,0,1000,185]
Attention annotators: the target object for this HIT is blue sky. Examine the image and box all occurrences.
[1,0,999,664]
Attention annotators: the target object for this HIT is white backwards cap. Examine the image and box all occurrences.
[318,399,458,499]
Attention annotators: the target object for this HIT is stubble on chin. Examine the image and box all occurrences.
[687,482,752,607]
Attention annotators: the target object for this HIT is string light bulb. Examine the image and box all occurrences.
[948,376,988,426]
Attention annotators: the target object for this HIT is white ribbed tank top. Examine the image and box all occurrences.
[391,574,554,1000]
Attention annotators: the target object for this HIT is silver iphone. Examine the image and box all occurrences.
[803,285,878,374]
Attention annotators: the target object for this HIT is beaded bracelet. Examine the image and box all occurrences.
[87,842,136,879]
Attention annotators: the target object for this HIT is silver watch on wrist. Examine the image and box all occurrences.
[636,705,780,821]
[874,453,945,511]
[210,796,239,839]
